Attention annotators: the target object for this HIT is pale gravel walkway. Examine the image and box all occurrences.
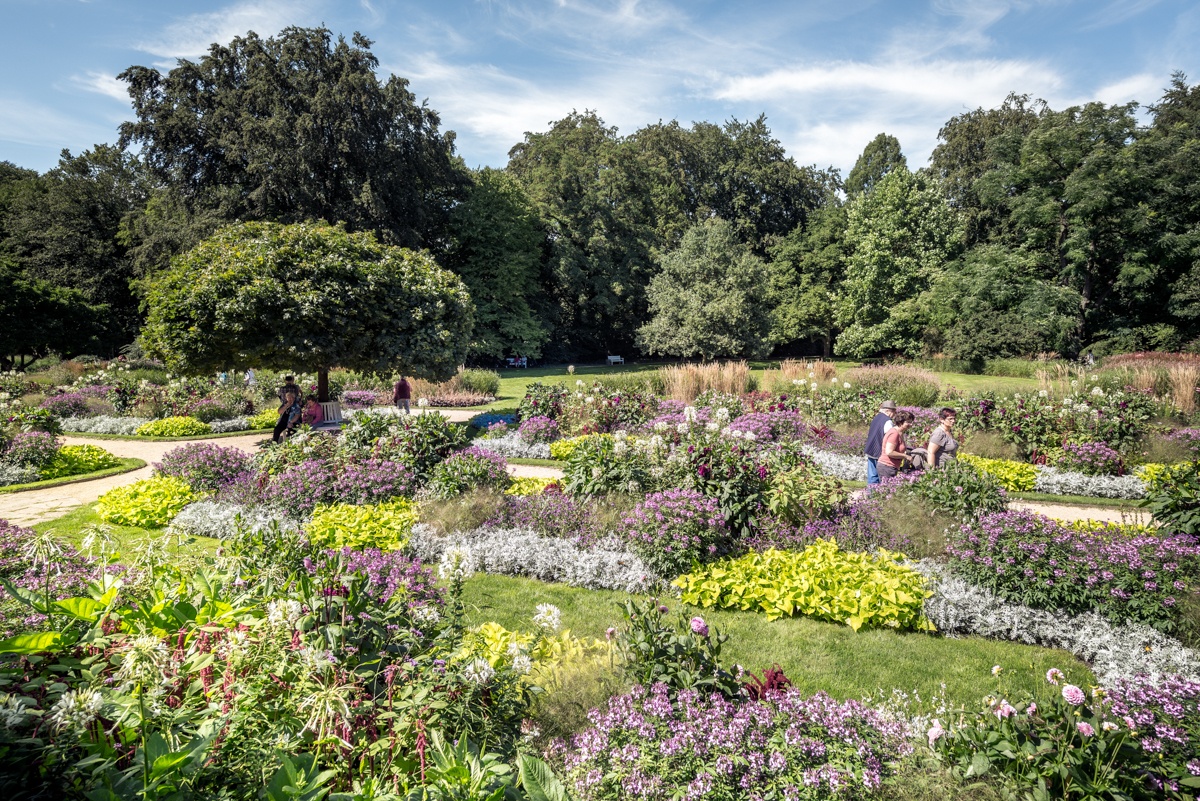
[1011,500,1152,525]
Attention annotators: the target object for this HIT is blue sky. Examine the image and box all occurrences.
[3,0,1197,176]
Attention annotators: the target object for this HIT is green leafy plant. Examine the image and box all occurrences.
[548,433,611,461]
[900,459,1008,520]
[1142,460,1200,536]
[306,499,418,550]
[40,444,121,479]
[616,598,741,698]
[674,541,933,630]
[767,462,849,523]
[96,475,200,527]
[135,415,213,437]
[249,407,281,429]
[959,453,1038,492]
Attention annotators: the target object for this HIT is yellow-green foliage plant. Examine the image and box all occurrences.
[959,453,1038,492]
[40,444,121,479]
[505,476,561,496]
[674,541,933,631]
[248,408,280,429]
[135,416,213,437]
[548,433,612,461]
[1062,519,1157,537]
[96,476,200,528]
[462,621,611,684]
[306,498,418,550]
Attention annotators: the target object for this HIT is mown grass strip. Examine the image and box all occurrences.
[0,458,145,494]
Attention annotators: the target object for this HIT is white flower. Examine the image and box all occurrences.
[676,423,689,434]
[843,382,851,389]
[807,372,815,379]
[654,421,669,432]
[412,606,441,626]
[792,379,804,387]
[1091,386,1104,397]
[296,646,337,674]
[267,599,304,628]
[417,397,430,408]
[991,664,1002,676]
[533,603,562,632]
[648,435,665,450]
[463,658,495,685]
[715,407,730,422]
[0,694,30,729]
[576,380,584,387]
[1090,374,1098,382]
[438,546,476,582]
[1039,390,1048,398]
[48,689,104,733]
[115,635,170,692]
[511,653,533,675]
[810,382,818,390]
[1101,721,1119,731]
[683,406,698,424]
[830,377,838,384]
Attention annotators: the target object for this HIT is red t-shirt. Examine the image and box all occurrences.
[878,428,906,468]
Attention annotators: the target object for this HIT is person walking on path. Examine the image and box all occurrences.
[877,410,914,480]
[393,376,412,414]
[273,389,302,443]
[864,400,897,485]
[927,407,959,467]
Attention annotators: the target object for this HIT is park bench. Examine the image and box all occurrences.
[506,356,528,368]
[606,355,625,366]
[312,401,343,431]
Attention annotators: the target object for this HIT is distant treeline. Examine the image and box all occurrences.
[2,26,1198,368]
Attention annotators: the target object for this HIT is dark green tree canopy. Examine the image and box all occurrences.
[767,201,848,356]
[0,257,104,370]
[140,222,474,382]
[445,168,549,362]
[637,218,772,360]
[845,133,906,197]
[118,26,465,249]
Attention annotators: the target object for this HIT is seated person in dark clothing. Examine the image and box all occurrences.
[273,390,303,443]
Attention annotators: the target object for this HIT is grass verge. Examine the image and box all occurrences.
[507,457,562,469]
[461,572,1093,710]
[1007,491,1144,509]
[63,429,273,442]
[0,458,145,494]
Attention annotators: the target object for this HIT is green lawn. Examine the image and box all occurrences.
[0,458,144,494]
[34,503,219,559]
[462,573,1092,711]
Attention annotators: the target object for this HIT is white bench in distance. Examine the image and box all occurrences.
[313,401,343,431]
[606,355,625,366]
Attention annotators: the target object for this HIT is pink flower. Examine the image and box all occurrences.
[1076,722,1095,737]
[1026,702,1037,715]
[1062,684,1086,706]
[927,719,945,747]
[994,701,1015,719]
[1046,668,1064,685]
[690,617,709,637]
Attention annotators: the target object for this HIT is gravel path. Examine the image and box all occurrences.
[1011,500,1151,525]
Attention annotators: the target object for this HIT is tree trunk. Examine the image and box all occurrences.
[318,367,330,402]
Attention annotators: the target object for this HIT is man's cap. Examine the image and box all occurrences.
[880,400,898,410]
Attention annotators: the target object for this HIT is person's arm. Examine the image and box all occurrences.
[928,430,941,465]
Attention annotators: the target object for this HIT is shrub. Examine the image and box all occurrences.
[767,463,849,524]
[549,433,611,461]
[676,541,932,630]
[372,411,468,476]
[135,416,212,437]
[258,459,337,514]
[428,446,511,498]
[518,381,570,421]
[621,489,730,578]
[843,364,941,407]
[504,476,560,496]
[457,368,501,396]
[187,397,241,422]
[6,408,62,436]
[334,458,416,505]
[96,476,200,528]
[1057,441,1125,476]
[3,431,59,469]
[898,459,1008,520]
[934,669,1200,801]
[471,431,551,460]
[166,500,303,540]
[959,453,1038,492]
[247,407,280,429]
[553,682,912,800]
[1142,461,1200,537]
[948,509,1200,633]
[40,444,120,479]
[340,389,380,409]
[154,442,253,492]
[305,499,419,550]
[38,393,90,418]
[1034,466,1147,500]
[517,415,559,444]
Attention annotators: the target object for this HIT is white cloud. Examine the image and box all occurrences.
[70,70,128,101]
[1084,0,1163,31]
[1092,72,1164,106]
[0,96,108,151]
[135,0,327,60]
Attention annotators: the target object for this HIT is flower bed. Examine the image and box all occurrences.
[552,683,913,800]
[948,509,1200,633]
[60,415,150,435]
[472,431,552,460]
[96,475,201,528]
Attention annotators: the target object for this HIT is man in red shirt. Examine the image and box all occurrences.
[393,376,412,414]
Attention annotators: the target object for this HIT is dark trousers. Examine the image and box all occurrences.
[272,413,289,443]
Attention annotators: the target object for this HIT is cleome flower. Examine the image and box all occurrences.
[48,689,105,733]
[533,603,562,632]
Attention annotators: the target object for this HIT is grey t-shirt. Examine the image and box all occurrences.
[929,426,958,466]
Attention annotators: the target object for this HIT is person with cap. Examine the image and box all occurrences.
[863,400,897,485]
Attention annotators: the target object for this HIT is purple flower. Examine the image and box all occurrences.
[689,616,709,637]
[1076,721,1095,737]
[1062,684,1086,706]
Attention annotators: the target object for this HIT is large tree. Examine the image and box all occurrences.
[444,168,549,362]
[637,219,772,360]
[766,202,848,357]
[835,167,963,358]
[506,111,656,357]
[0,257,104,369]
[140,222,473,400]
[118,27,465,250]
[844,133,906,197]
[0,145,147,351]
